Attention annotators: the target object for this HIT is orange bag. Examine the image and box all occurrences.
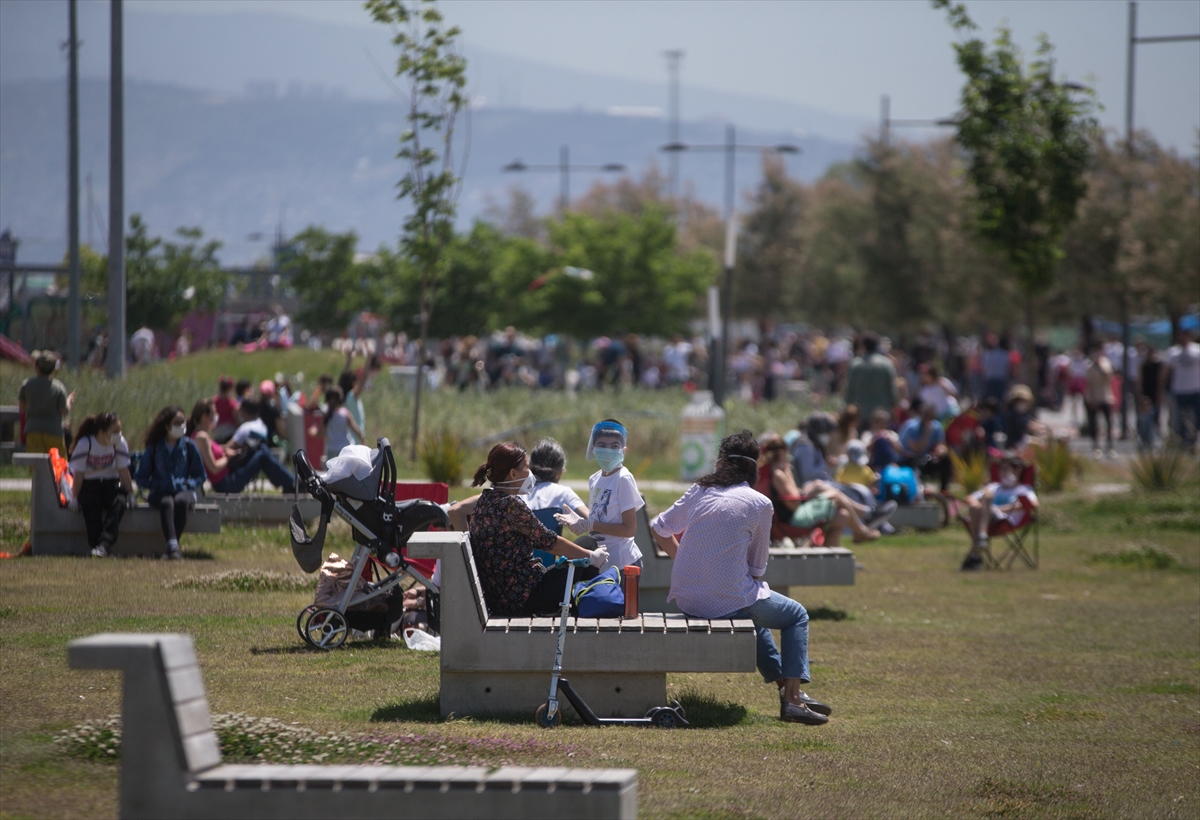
[48,447,74,508]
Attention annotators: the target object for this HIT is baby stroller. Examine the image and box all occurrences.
[290,438,449,649]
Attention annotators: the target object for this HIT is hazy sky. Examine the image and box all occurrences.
[125,0,1200,151]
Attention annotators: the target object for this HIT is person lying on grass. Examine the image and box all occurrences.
[652,430,832,726]
[467,441,608,617]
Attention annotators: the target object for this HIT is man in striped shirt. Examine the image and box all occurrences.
[652,430,832,726]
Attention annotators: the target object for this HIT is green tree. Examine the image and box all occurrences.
[286,227,399,333]
[734,155,807,323]
[934,0,1097,374]
[366,0,468,461]
[80,215,226,331]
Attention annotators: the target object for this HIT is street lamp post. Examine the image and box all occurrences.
[661,127,799,406]
[1121,1,1200,438]
[879,94,958,145]
[502,146,626,215]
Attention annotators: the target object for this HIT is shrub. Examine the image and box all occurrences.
[1129,446,1194,492]
[1032,438,1078,493]
[166,570,314,592]
[951,449,988,494]
[1089,545,1183,570]
[419,428,467,486]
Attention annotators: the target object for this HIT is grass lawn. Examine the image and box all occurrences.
[1,472,1198,819]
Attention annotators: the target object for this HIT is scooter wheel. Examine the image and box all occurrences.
[651,708,678,729]
[535,703,561,729]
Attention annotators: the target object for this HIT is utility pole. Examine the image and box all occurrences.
[107,0,125,378]
[879,94,890,146]
[664,50,683,201]
[1122,0,1200,438]
[560,145,569,213]
[67,0,81,369]
[502,149,625,216]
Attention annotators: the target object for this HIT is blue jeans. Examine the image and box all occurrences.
[705,591,811,684]
[213,448,295,494]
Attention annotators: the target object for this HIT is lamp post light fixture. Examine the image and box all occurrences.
[879,94,959,146]
[661,126,801,406]
[502,145,626,214]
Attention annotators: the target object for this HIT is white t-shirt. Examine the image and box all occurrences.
[231,418,269,446]
[663,342,692,382]
[971,482,1037,528]
[265,315,291,344]
[69,434,131,480]
[587,466,644,570]
[523,480,585,515]
[1168,342,1200,395]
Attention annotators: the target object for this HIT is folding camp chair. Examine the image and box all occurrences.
[957,461,1038,570]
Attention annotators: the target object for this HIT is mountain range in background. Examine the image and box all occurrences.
[0,4,871,264]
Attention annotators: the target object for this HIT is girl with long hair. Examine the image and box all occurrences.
[68,412,133,557]
[133,406,205,559]
[189,400,294,494]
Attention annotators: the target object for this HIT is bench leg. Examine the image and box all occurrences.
[441,671,667,721]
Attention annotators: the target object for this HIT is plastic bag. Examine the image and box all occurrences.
[403,628,441,651]
[320,445,374,483]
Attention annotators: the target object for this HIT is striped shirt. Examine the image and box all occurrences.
[652,482,773,619]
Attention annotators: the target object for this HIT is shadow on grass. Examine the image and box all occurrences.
[807,605,850,621]
[371,695,441,723]
[181,549,215,560]
[677,689,749,728]
[251,638,400,656]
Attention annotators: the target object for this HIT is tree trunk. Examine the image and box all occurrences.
[410,276,429,464]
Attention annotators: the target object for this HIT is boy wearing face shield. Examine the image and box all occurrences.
[960,456,1038,571]
[556,419,644,571]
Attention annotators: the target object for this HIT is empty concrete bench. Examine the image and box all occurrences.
[16,453,220,557]
[208,492,320,525]
[887,503,944,531]
[68,633,638,820]
[632,507,856,613]
[407,531,757,720]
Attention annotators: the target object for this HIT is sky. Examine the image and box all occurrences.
[119,0,1200,152]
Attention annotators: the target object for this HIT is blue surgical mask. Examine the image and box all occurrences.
[595,449,624,473]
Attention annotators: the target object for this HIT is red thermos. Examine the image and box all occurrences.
[623,565,640,618]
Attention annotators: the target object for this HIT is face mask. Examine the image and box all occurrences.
[497,473,536,496]
[816,434,830,446]
[1000,473,1018,488]
[169,423,186,440]
[595,448,624,473]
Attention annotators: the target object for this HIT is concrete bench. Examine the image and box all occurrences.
[208,492,319,525]
[15,453,220,557]
[68,632,637,820]
[888,502,944,531]
[407,531,757,721]
[632,507,856,613]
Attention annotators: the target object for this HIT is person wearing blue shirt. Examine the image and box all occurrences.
[898,399,951,491]
[134,406,206,560]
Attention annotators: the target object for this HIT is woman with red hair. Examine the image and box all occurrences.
[468,441,608,616]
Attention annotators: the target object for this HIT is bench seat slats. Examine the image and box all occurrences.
[619,617,641,634]
[731,618,756,632]
[597,618,622,632]
[484,619,509,632]
[529,618,556,632]
[709,619,734,634]
[663,614,687,632]
[641,613,665,632]
[686,619,710,633]
[575,618,598,633]
[506,618,531,633]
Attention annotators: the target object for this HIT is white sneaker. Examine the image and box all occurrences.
[91,544,108,557]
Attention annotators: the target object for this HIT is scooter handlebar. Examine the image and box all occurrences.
[553,556,592,568]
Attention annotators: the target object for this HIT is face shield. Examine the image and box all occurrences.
[585,420,627,461]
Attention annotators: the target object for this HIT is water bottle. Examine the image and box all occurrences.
[622,565,640,619]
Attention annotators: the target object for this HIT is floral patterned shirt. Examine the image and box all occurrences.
[469,489,558,616]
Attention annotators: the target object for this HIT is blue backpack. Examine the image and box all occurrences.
[878,464,920,505]
[572,567,625,618]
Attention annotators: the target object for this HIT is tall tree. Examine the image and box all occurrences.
[286,227,398,332]
[366,0,468,461]
[734,155,807,323]
[934,0,1097,377]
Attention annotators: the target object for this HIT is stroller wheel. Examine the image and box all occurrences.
[296,605,319,643]
[535,703,561,729]
[305,608,349,650]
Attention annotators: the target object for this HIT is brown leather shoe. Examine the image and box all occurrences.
[781,701,829,725]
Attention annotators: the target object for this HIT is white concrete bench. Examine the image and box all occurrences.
[887,502,944,531]
[16,453,220,557]
[632,507,856,613]
[68,632,638,820]
[208,492,320,525]
[407,531,757,721]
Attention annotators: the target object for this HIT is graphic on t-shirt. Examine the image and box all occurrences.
[592,488,612,521]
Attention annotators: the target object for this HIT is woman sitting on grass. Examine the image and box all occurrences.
[134,406,206,560]
[67,412,134,558]
[467,442,607,617]
[652,430,832,726]
[188,400,295,495]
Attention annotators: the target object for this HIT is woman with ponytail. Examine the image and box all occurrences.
[68,412,133,557]
[467,441,608,617]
